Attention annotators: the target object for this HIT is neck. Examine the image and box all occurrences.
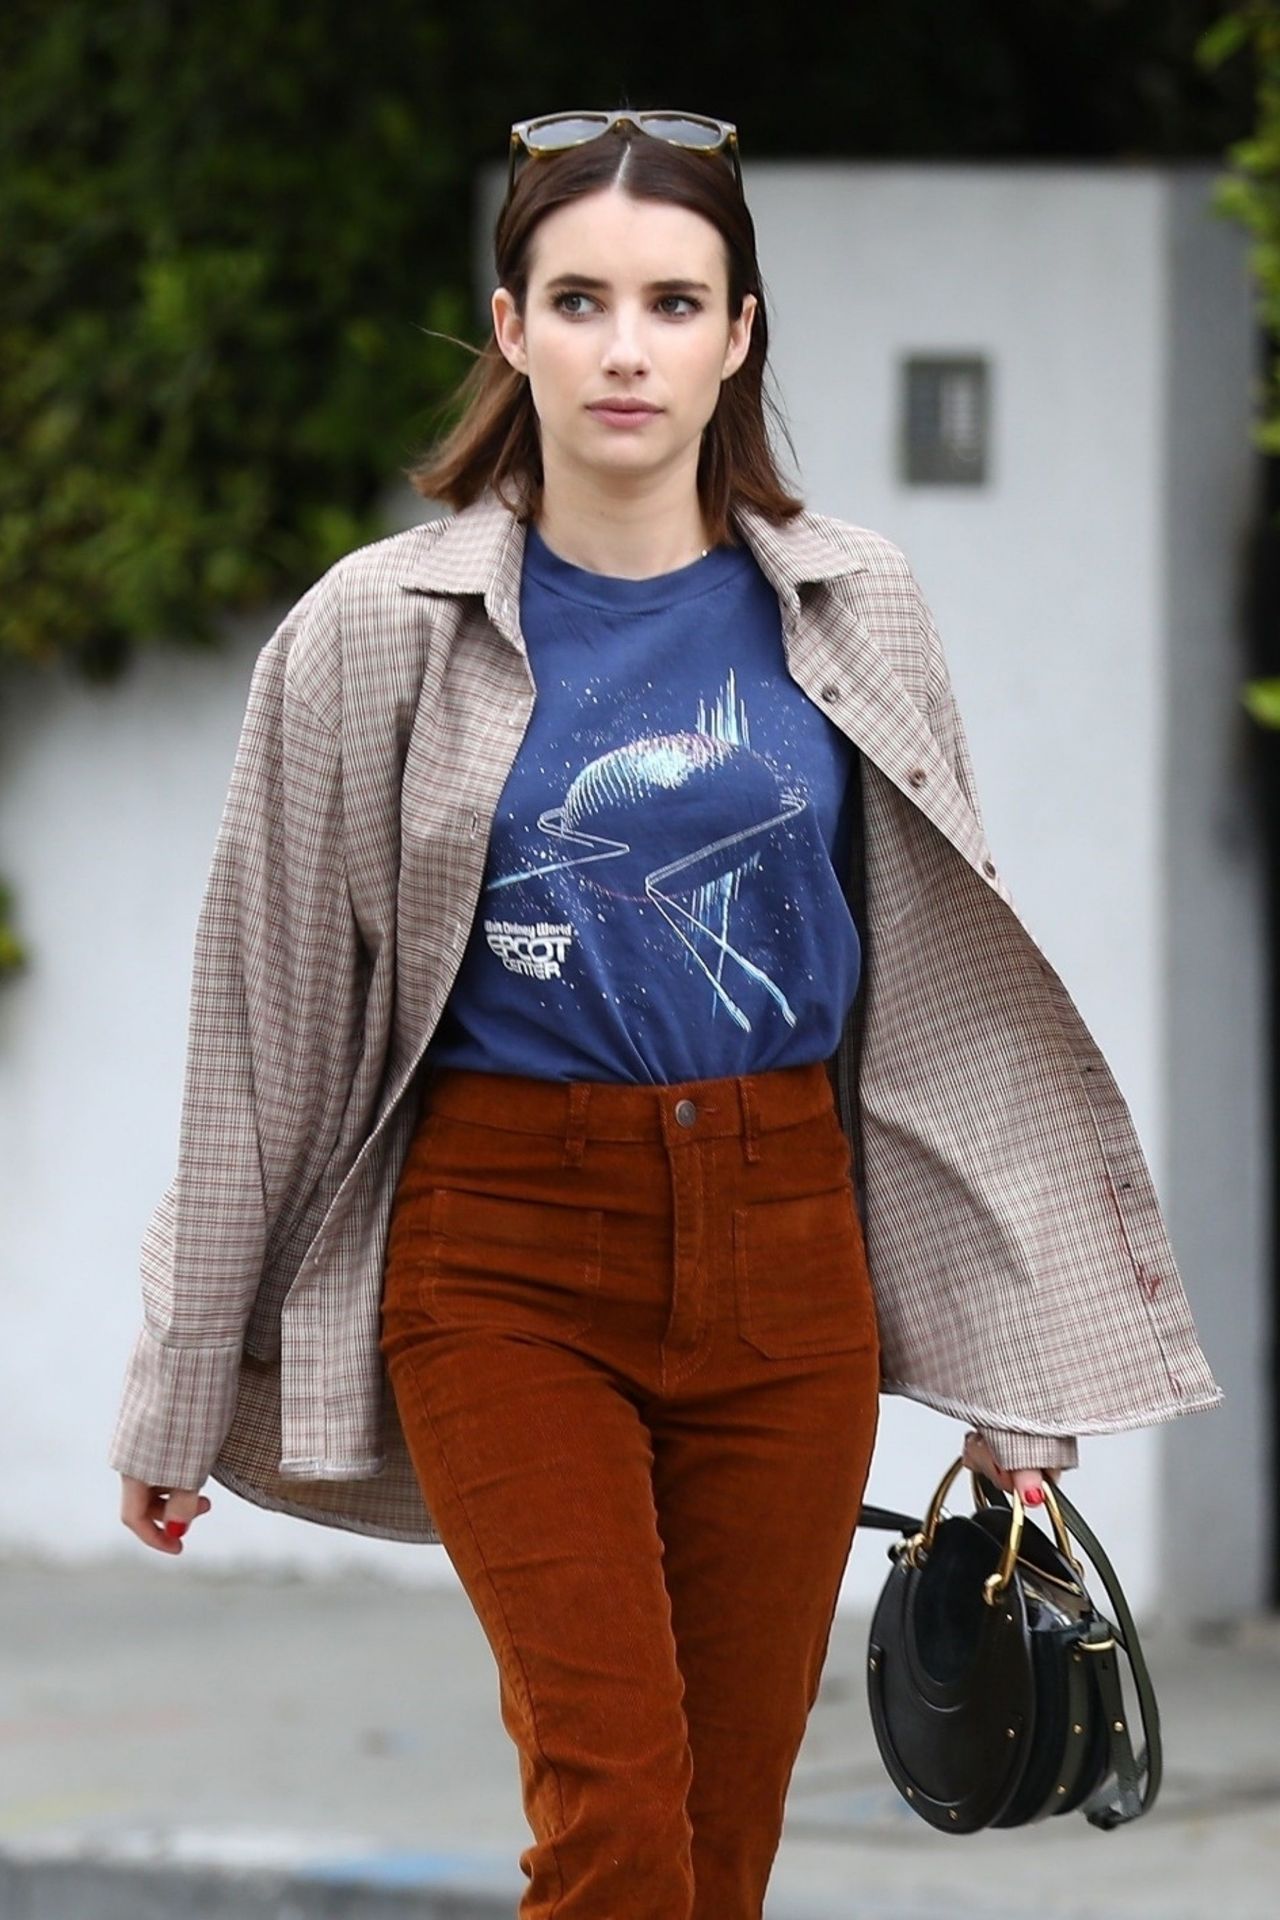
[531,464,714,578]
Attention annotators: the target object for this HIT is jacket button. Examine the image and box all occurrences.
[674,1099,697,1127]
[982,858,997,877]
[907,768,927,787]
[820,683,839,702]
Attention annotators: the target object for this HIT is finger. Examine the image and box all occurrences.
[159,1505,211,1543]
[120,1491,183,1553]
[967,1444,1002,1485]
[118,1476,179,1553]
[158,1488,208,1544]
[125,1484,209,1552]
[162,1490,207,1522]
[975,1443,1010,1488]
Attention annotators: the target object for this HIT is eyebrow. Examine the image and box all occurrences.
[542,273,714,295]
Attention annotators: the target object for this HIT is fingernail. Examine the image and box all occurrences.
[1024,1486,1044,1506]
[164,1520,189,1538]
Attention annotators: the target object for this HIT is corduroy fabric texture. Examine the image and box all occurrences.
[378,1058,882,1918]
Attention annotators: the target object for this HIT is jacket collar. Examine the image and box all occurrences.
[395,484,868,643]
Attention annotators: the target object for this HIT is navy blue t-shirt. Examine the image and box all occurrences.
[424,521,863,1084]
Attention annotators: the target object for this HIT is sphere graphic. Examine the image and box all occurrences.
[553,731,790,903]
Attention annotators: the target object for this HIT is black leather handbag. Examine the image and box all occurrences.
[856,1455,1161,1832]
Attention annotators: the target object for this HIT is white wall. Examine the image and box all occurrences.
[2,163,1262,1619]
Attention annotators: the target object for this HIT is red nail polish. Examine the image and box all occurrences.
[164,1519,189,1538]
[1024,1486,1044,1506]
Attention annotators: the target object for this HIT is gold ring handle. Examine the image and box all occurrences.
[972,1467,1084,1578]
[895,1455,1021,1601]
[894,1457,1084,1602]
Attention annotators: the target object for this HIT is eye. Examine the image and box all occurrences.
[551,291,596,316]
[657,295,702,316]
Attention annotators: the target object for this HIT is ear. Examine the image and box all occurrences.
[722,292,757,382]
[492,285,527,376]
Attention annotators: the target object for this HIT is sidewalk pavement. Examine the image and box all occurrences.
[1,1549,1277,1920]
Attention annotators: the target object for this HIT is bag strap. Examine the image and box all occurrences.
[1048,1483,1163,1827]
[857,1502,923,1533]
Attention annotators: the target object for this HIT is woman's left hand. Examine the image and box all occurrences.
[961,1430,1060,1506]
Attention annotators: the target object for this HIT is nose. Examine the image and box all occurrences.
[600,306,651,379]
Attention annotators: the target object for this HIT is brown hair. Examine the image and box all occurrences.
[403,121,806,544]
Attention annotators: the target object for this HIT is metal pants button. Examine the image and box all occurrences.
[674,1099,697,1127]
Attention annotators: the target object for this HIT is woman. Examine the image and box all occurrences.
[111,109,1223,1917]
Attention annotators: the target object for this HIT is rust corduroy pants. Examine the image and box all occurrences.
[378,1058,882,1920]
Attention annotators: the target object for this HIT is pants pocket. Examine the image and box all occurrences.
[419,1185,604,1341]
[733,1186,877,1357]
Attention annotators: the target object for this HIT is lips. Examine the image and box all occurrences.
[588,401,660,414]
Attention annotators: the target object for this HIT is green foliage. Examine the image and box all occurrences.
[1199,5,1280,447]
[1241,674,1280,725]
[1196,5,1280,725]
[1,2,479,682]
[0,880,26,981]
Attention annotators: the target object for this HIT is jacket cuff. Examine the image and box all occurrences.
[978,1426,1079,1472]
[107,1323,241,1492]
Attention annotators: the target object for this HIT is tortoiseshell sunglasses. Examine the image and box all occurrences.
[507,110,742,199]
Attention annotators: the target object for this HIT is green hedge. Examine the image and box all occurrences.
[1199,7,1280,726]
[1201,6,1280,455]
[1,3,479,680]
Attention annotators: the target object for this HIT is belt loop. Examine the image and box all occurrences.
[562,1082,591,1168]
[738,1077,761,1163]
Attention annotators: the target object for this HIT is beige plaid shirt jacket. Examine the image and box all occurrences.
[108,487,1225,1543]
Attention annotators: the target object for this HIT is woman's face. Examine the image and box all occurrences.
[492,184,757,489]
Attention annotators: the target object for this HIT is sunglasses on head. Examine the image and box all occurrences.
[507,109,742,200]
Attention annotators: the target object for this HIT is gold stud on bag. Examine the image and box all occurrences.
[857,1456,1162,1831]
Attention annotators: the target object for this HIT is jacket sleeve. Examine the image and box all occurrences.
[913,567,1079,1477]
[978,1427,1079,1473]
[108,570,360,1491]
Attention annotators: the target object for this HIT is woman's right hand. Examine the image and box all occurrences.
[119,1475,212,1553]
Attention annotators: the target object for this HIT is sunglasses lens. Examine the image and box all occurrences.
[525,114,613,151]
[637,114,726,149]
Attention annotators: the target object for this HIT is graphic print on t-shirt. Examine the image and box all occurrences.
[483,667,806,1033]
[423,523,862,1085]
